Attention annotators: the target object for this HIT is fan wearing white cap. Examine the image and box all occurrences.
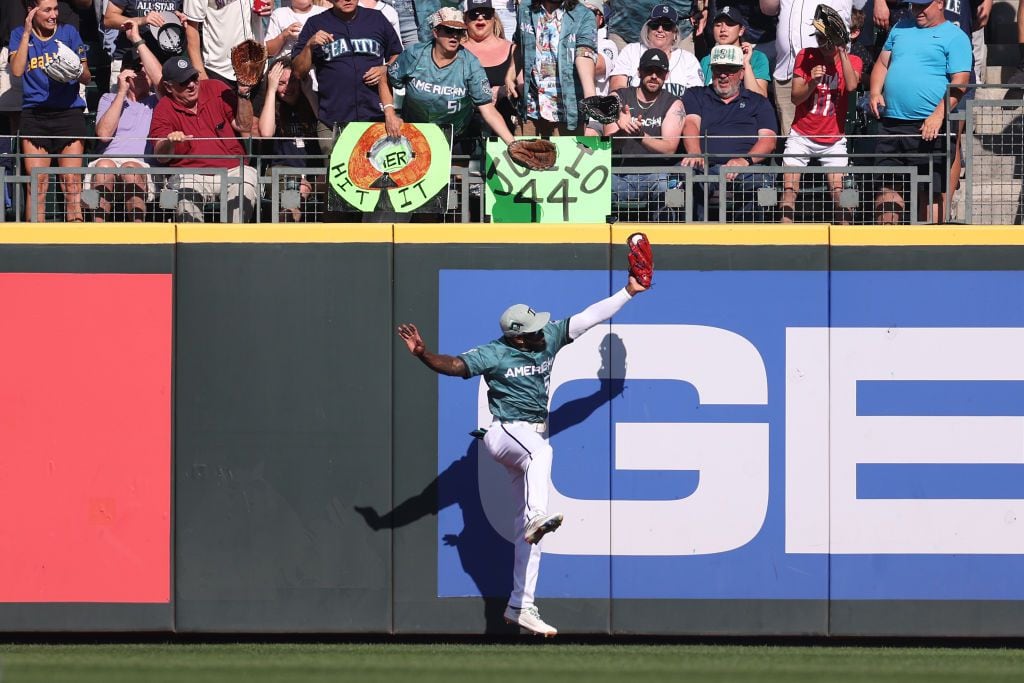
[608,4,703,99]
[380,8,517,149]
[681,43,778,220]
[396,269,648,637]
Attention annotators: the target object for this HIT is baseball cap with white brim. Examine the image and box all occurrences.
[709,44,744,67]
[500,304,550,337]
[430,7,468,29]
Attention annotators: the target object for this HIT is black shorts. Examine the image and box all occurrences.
[874,117,948,193]
[20,107,87,154]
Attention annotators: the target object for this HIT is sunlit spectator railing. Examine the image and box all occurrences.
[0,132,965,224]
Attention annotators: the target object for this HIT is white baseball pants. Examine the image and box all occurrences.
[482,420,553,609]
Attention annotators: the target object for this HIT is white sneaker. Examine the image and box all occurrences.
[504,604,557,637]
[524,512,563,544]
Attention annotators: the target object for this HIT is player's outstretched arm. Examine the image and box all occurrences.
[568,275,647,340]
[397,323,469,378]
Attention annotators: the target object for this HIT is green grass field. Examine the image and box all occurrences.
[1,643,1024,683]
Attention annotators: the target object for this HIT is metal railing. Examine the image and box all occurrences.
[1,87,1015,225]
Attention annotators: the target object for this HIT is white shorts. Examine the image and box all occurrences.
[782,131,849,168]
[0,46,24,113]
[85,158,155,201]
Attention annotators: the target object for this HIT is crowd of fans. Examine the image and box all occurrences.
[0,0,1011,222]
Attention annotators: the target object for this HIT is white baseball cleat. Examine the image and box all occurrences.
[504,604,557,637]
[524,512,563,544]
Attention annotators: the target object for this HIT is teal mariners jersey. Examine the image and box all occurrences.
[387,42,492,136]
[459,319,572,423]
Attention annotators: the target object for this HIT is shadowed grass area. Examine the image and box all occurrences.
[2,643,1024,683]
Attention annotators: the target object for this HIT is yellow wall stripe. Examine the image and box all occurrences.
[1,223,1023,246]
[0,223,175,245]
[612,224,830,245]
[176,224,393,244]
[832,226,1024,246]
[394,223,610,243]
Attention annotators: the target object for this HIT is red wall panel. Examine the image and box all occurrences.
[0,273,171,603]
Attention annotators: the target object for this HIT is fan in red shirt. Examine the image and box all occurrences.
[779,9,861,225]
[149,56,258,222]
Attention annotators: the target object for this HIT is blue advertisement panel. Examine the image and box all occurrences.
[437,269,830,600]
[828,271,1024,601]
[436,269,1024,605]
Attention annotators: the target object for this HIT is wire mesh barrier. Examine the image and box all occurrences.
[963,96,1024,225]
[0,120,1002,224]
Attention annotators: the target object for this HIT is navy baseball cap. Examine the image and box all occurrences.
[639,48,669,70]
[500,304,550,337]
[713,4,746,24]
[162,56,198,84]
[648,4,679,23]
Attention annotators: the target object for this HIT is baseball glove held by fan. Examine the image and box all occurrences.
[812,4,849,46]
[579,94,620,124]
[627,232,654,288]
[231,39,268,88]
[43,40,83,84]
[507,138,557,171]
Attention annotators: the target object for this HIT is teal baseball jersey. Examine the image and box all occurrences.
[387,42,493,136]
[460,319,572,423]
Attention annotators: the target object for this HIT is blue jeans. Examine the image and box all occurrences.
[693,166,776,222]
[612,172,680,221]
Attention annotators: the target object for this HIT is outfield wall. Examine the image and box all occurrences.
[3,223,1024,636]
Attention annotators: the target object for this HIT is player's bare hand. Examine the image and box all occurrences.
[810,64,826,82]
[505,75,518,100]
[24,7,38,31]
[284,21,302,39]
[740,41,752,62]
[626,274,648,295]
[146,10,165,26]
[166,131,193,143]
[397,323,425,356]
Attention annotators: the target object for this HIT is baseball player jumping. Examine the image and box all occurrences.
[397,272,648,637]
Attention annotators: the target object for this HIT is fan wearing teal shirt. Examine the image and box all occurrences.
[380,7,517,149]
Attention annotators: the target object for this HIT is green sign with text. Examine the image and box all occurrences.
[484,137,612,223]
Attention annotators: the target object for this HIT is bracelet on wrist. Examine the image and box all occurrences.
[131,39,145,48]
[383,103,395,110]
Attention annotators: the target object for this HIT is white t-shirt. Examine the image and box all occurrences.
[595,28,618,97]
[365,0,401,43]
[266,4,329,56]
[610,42,704,98]
[773,0,851,80]
[184,0,264,79]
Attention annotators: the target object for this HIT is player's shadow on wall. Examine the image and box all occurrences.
[354,332,626,633]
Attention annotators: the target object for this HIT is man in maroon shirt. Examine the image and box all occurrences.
[149,56,257,222]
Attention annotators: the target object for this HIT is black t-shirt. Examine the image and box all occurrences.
[109,0,184,59]
[612,86,681,165]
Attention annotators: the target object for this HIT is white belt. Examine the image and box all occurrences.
[496,419,548,434]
